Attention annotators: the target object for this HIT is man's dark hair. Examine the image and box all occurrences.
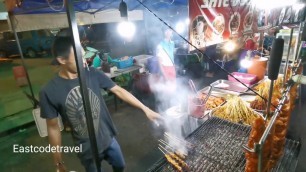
[51,36,73,65]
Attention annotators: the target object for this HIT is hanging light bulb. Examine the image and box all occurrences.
[117,0,136,39]
[117,21,136,39]
[119,0,128,19]
[224,40,236,52]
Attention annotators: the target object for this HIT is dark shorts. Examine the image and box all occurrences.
[80,138,125,172]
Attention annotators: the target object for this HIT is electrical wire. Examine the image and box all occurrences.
[46,0,65,12]
[136,0,278,108]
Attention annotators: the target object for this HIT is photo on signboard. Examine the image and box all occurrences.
[243,11,253,31]
[190,15,208,49]
[229,12,241,35]
[212,14,225,35]
[294,6,306,23]
[279,7,287,25]
[257,9,266,28]
[283,7,293,24]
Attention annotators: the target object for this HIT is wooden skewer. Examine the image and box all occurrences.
[159,139,187,158]
[164,132,193,147]
[159,145,189,170]
[158,146,183,172]
[158,146,167,155]
[159,139,179,152]
[159,144,171,153]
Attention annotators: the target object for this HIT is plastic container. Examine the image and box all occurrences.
[188,96,205,118]
[134,55,153,66]
[248,57,268,80]
[112,57,134,69]
[13,66,28,86]
[228,72,258,86]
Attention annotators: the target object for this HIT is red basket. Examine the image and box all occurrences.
[188,96,206,118]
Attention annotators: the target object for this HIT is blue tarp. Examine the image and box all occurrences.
[12,0,188,15]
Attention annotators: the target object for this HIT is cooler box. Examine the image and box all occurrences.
[32,108,64,137]
[228,72,258,86]
[112,57,134,69]
[13,66,28,87]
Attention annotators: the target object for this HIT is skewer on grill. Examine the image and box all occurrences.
[158,139,187,159]
[158,147,183,172]
[164,132,194,148]
[159,145,190,171]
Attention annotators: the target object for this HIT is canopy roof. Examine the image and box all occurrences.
[6,0,187,14]
[2,0,187,32]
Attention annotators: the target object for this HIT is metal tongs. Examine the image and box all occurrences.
[204,85,213,104]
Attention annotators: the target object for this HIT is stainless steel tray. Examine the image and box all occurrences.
[197,88,227,118]
[210,79,249,94]
[199,86,229,98]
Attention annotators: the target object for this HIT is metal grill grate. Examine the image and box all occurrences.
[271,139,300,172]
[147,117,300,172]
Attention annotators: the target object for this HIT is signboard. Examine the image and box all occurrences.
[189,0,306,51]
[189,0,254,51]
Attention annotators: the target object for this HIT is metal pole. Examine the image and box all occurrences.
[266,80,274,119]
[294,23,303,60]
[8,13,37,108]
[256,143,262,172]
[283,28,294,87]
[65,0,101,171]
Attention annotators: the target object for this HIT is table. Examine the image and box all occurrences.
[104,65,142,110]
[105,65,142,78]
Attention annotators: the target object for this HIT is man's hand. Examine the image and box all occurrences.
[110,85,162,121]
[143,107,161,121]
[56,164,67,172]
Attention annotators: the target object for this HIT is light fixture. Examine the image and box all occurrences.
[224,40,236,53]
[240,59,253,68]
[118,1,135,39]
[117,21,136,39]
[119,0,128,19]
[240,50,253,68]
[175,21,185,34]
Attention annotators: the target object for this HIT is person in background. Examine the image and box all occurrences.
[263,27,277,52]
[156,26,176,82]
[40,36,160,172]
[152,26,177,110]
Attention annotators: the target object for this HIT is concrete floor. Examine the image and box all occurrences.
[0,103,163,172]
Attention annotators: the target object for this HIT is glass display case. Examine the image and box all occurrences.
[276,28,299,61]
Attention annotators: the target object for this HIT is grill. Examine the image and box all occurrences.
[147,117,300,172]
[271,139,300,172]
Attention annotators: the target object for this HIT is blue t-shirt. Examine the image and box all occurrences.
[39,67,117,160]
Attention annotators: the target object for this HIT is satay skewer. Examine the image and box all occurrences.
[158,139,187,159]
[164,132,194,148]
[158,147,183,172]
[159,145,189,170]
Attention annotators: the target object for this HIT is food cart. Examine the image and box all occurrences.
[4,0,306,172]
[145,0,306,172]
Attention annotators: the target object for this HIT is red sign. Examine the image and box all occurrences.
[189,0,255,50]
[189,0,306,51]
